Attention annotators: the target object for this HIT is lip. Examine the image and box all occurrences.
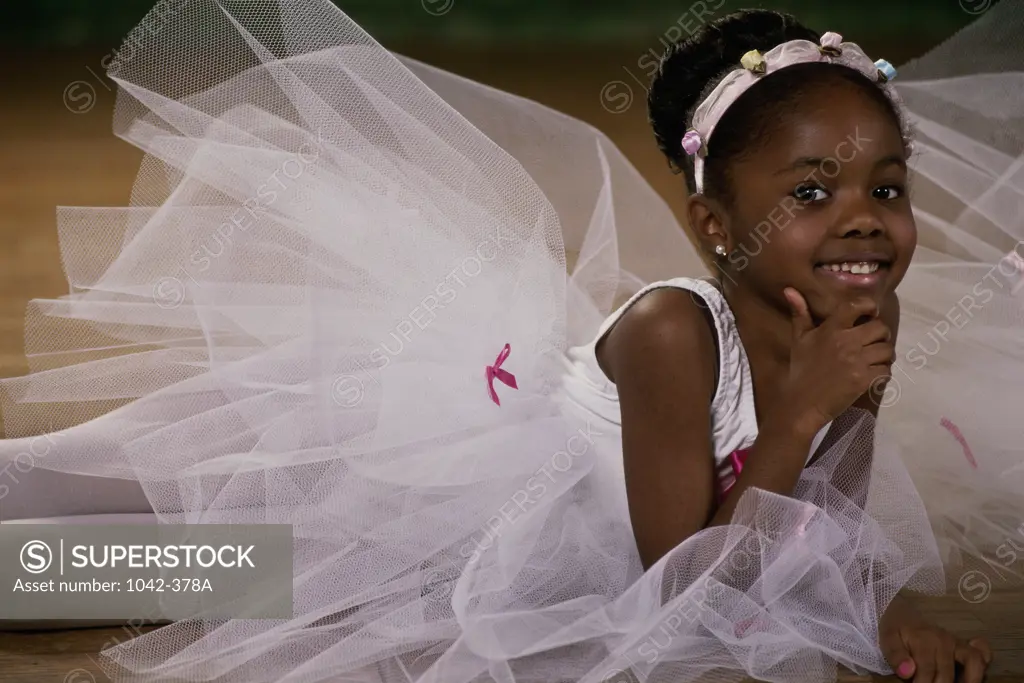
[815,266,887,288]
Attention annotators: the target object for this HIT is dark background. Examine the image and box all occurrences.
[1,0,994,48]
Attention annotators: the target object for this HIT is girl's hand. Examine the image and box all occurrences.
[781,288,894,436]
[879,595,993,682]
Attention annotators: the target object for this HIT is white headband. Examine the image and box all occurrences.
[682,32,905,193]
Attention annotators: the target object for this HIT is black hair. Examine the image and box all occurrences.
[648,9,907,201]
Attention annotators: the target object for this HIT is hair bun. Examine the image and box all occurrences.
[649,9,820,173]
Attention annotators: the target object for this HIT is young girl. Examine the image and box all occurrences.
[1,1,1021,682]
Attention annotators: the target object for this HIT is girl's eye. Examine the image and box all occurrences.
[792,184,829,202]
[873,185,903,200]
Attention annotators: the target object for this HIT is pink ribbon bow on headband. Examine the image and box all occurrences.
[681,130,703,156]
[486,343,518,406]
[680,31,901,194]
[819,31,843,54]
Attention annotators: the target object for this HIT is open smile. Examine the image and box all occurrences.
[814,254,891,288]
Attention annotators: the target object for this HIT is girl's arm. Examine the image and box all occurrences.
[598,288,820,570]
[811,291,900,505]
[600,289,896,571]
[597,288,720,570]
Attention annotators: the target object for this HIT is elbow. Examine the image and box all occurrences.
[635,526,702,572]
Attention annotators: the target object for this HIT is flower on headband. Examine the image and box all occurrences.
[681,129,706,157]
[875,59,897,82]
[818,31,843,57]
[740,50,766,75]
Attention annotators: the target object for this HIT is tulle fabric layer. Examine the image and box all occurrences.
[0,0,1020,681]
[875,1,1024,575]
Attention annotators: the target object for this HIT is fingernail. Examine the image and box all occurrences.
[969,639,992,663]
[897,660,914,678]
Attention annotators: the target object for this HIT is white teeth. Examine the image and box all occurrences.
[821,262,880,274]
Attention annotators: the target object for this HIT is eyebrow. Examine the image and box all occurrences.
[773,154,907,176]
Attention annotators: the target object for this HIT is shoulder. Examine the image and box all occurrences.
[596,285,718,397]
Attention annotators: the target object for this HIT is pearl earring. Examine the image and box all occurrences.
[715,244,727,256]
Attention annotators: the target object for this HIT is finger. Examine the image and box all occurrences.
[848,318,892,345]
[968,637,993,664]
[895,659,916,681]
[880,633,915,680]
[909,641,937,683]
[783,287,814,338]
[826,296,878,330]
[934,638,956,683]
[955,643,988,683]
[862,341,896,367]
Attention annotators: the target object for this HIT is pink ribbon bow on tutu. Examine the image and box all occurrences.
[940,417,978,470]
[486,343,518,406]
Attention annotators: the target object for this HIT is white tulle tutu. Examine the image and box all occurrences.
[1,1,1023,681]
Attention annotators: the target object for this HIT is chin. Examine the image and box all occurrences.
[802,278,890,324]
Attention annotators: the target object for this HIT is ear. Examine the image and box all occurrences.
[685,193,730,259]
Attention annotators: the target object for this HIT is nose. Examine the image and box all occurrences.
[836,197,887,239]
[839,219,885,239]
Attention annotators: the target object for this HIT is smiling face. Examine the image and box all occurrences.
[716,82,916,320]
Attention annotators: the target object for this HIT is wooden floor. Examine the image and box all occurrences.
[1,41,1021,683]
[1,586,1022,682]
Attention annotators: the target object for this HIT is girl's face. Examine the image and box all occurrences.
[721,84,916,321]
